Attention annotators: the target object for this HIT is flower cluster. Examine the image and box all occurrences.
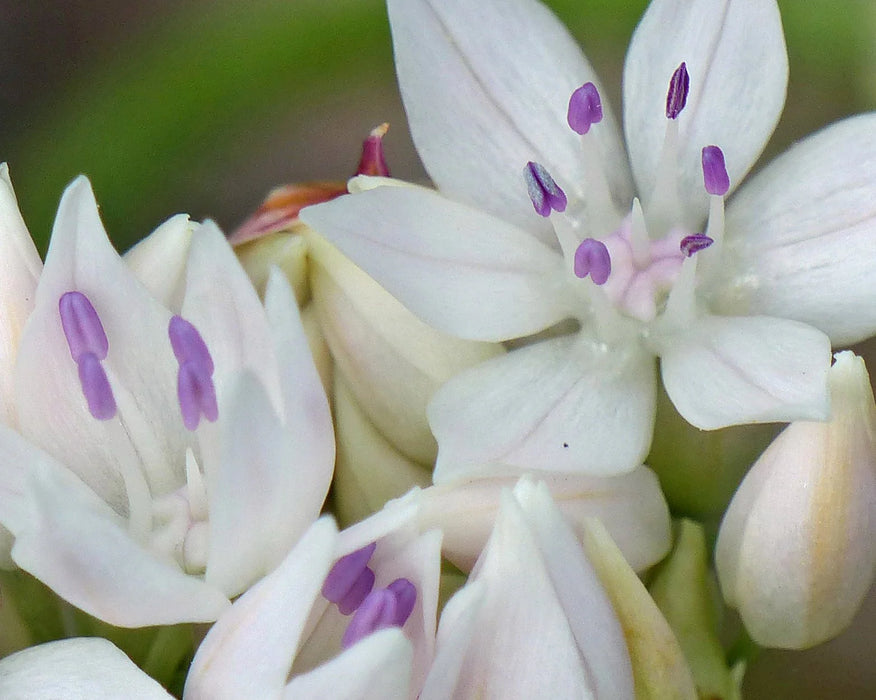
[1,0,875,697]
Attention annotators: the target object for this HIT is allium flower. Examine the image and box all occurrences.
[0,173,334,626]
[301,0,876,479]
[716,351,876,649]
[185,505,441,699]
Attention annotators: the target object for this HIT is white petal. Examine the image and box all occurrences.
[301,183,569,343]
[513,480,634,699]
[205,372,320,597]
[185,517,338,700]
[416,467,671,573]
[283,629,412,700]
[657,315,831,429]
[0,163,41,427]
[387,0,631,239]
[15,177,185,508]
[308,232,501,464]
[181,221,282,409]
[124,214,196,310]
[0,638,173,699]
[430,334,656,480]
[715,114,876,345]
[0,428,230,626]
[624,0,787,225]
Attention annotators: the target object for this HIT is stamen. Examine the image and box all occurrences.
[77,352,117,420]
[385,578,416,626]
[574,238,611,285]
[341,589,397,649]
[665,63,690,120]
[177,362,218,431]
[523,162,567,217]
[567,83,603,135]
[322,542,377,610]
[356,123,391,177]
[680,234,714,257]
[59,291,109,362]
[702,145,730,196]
[168,316,214,376]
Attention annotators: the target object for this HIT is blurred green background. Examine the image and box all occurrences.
[2,0,874,254]
[0,2,874,695]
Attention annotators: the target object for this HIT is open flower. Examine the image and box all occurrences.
[185,504,441,700]
[0,175,334,626]
[301,0,876,479]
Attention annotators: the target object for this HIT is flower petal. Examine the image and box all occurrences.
[185,517,338,700]
[0,638,173,699]
[0,164,41,428]
[657,315,831,430]
[205,372,318,597]
[624,0,787,226]
[181,221,282,408]
[282,628,412,700]
[416,467,671,573]
[429,334,656,480]
[301,186,569,342]
[15,177,184,508]
[0,425,230,627]
[124,214,196,310]
[714,114,876,345]
[386,0,631,239]
[308,233,501,464]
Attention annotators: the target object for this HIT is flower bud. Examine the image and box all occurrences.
[716,351,876,648]
[307,231,502,466]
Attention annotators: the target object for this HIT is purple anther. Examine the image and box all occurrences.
[177,362,218,431]
[386,578,417,627]
[567,82,603,135]
[702,145,730,195]
[59,291,109,362]
[524,161,567,217]
[322,542,377,608]
[680,233,714,257]
[77,353,116,420]
[341,589,398,649]
[573,238,611,285]
[356,123,391,177]
[665,63,690,120]
[168,316,214,376]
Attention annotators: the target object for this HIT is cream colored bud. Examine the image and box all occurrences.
[716,351,876,648]
[308,232,502,466]
[235,231,309,306]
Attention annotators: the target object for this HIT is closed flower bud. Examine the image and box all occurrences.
[716,351,876,648]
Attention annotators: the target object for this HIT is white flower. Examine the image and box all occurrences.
[185,505,442,700]
[301,0,876,479]
[0,638,173,700]
[419,478,634,699]
[0,174,334,626]
[716,351,876,649]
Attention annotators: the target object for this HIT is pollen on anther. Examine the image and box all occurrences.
[523,161,567,217]
[665,63,690,120]
[680,233,714,257]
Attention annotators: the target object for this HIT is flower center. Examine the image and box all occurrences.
[322,542,417,648]
[522,63,727,326]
